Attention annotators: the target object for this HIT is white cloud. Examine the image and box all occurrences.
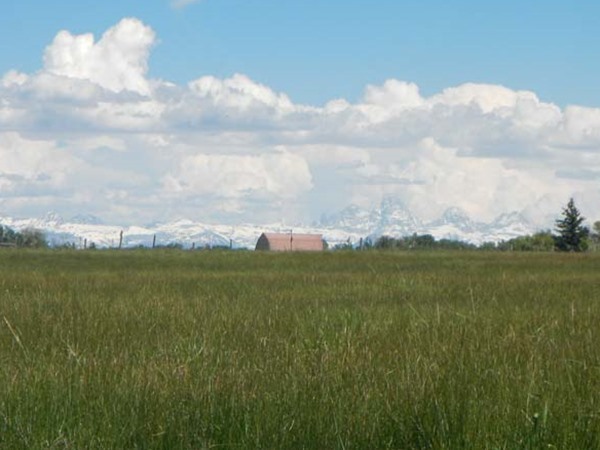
[0,133,80,196]
[162,151,313,204]
[431,83,526,114]
[43,18,155,95]
[390,138,558,222]
[189,74,294,113]
[2,17,600,226]
[2,70,28,87]
[359,80,424,123]
[553,106,600,148]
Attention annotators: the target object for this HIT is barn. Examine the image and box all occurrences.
[255,232,324,252]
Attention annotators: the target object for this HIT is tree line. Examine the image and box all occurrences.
[0,225,48,248]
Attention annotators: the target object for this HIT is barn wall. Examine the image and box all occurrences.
[255,233,323,251]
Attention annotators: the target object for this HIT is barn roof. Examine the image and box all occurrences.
[255,232,323,251]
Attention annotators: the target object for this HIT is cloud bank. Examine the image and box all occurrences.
[1,18,600,227]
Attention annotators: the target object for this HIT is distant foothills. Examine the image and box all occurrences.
[0,199,598,252]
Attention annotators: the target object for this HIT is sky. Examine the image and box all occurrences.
[1,0,600,227]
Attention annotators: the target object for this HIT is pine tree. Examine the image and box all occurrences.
[554,198,589,252]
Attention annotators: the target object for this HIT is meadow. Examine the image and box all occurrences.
[0,249,599,449]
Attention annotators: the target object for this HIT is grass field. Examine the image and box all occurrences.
[0,250,599,449]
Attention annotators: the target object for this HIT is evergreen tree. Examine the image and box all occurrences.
[554,198,589,252]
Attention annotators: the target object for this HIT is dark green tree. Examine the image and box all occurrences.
[554,198,589,252]
[590,220,600,251]
[0,225,18,245]
[497,231,555,252]
[16,228,48,248]
[374,235,396,250]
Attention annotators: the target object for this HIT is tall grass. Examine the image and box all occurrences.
[0,250,599,449]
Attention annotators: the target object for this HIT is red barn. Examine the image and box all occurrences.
[255,233,324,252]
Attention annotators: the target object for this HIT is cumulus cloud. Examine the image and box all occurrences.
[2,71,28,88]
[43,18,155,95]
[389,138,555,221]
[0,132,81,201]
[163,151,313,203]
[189,74,295,114]
[359,80,424,123]
[0,133,71,179]
[2,18,600,226]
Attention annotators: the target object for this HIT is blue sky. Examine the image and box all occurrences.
[1,0,600,227]
[2,0,599,107]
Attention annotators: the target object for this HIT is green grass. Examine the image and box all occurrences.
[0,250,599,449]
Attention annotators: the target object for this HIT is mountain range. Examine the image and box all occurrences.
[0,199,542,249]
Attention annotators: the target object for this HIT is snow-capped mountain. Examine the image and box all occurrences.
[318,199,538,245]
[320,205,378,235]
[0,199,541,249]
[482,212,537,243]
[420,207,487,242]
[430,207,480,232]
[374,198,422,237]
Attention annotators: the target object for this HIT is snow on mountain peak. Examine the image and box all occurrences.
[0,202,544,249]
[41,211,64,225]
[374,197,422,235]
[441,207,471,223]
[429,207,479,233]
